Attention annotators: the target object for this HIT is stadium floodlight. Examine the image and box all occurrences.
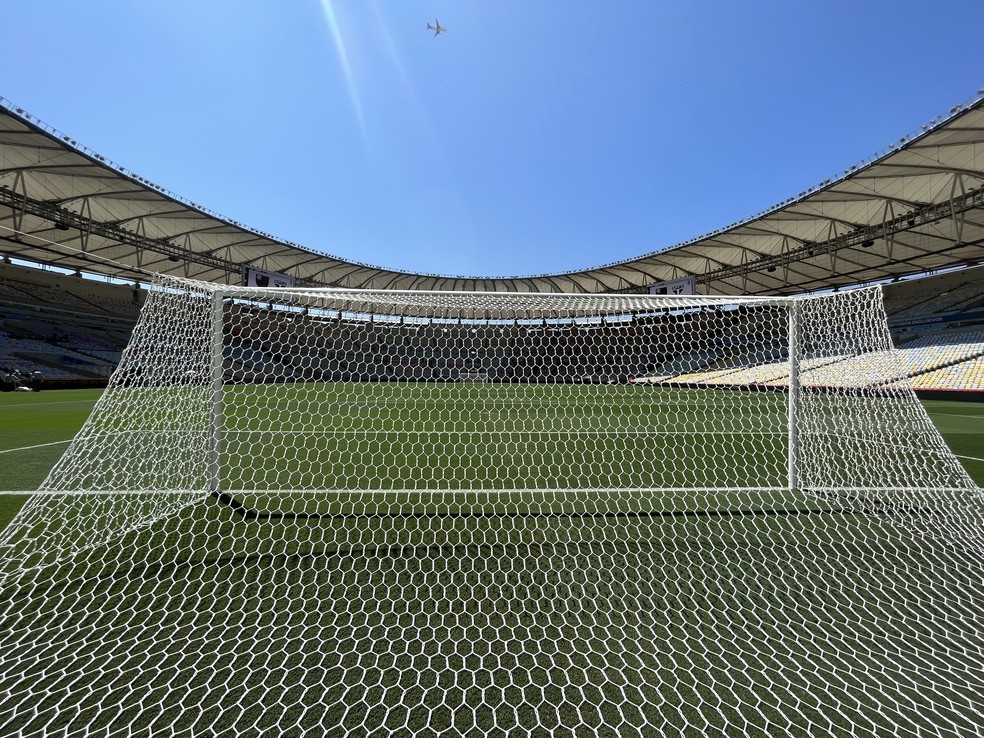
[0,275,981,736]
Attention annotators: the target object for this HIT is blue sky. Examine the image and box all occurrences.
[3,1,984,278]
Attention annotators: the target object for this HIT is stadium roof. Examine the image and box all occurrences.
[1,92,983,295]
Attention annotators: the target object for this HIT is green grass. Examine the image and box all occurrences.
[218,382,791,496]
[913,399,984,482]
[1,385,981,521]
[0,386,982,736]
[0,389,102,526]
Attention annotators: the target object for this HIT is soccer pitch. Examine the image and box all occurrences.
[0,386,982,736]
[1,385,981,505]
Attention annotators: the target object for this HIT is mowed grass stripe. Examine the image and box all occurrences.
[217,383,786,492]
[0,389,103,524]
[1,503,981,736]
[0,387,982,735]
[0,386,981,528]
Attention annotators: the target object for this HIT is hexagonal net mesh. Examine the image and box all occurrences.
[0,276,981,736]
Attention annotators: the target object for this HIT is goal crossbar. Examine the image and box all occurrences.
[0,275,981,738]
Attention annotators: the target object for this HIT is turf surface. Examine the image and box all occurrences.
[0,387,981,736]
[0,386,981,523]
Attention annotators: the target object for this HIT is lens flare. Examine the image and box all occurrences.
[319,0,367,141]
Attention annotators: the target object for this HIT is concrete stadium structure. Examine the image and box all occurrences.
[1,91,983,294]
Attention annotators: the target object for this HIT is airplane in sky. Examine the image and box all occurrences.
[426,19,446,36]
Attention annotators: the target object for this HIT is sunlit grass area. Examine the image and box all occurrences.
[0,386,981,735]
[0,386,981,526]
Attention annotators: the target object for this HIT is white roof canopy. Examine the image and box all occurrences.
[1,93,983,294]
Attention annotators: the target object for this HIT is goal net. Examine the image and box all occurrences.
[0,276,981,736]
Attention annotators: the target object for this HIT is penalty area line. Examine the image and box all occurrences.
[0,399,96,410]
[0,439,72,455]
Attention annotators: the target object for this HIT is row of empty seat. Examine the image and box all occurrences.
[883,268,984,319]
[650,330,984,391]
[0,332,90,379]
[0,262,981,391]
[0,266,139,383]
[911,360,984,390]
[0,276,141,318]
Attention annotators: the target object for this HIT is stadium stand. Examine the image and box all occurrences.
[0,259,981,394]
[883,269,984,320]
[882,266,984,395]
[0,263,139,387]
[634,268,984,395]
[646,330,984,390]
[911,359,984,390]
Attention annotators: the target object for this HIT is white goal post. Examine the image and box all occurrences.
[0,275,981,738]
[138,278,971,500]
[457,371,490,382]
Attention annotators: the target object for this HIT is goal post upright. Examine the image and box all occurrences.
[787,297,801,493]
[2,276,982,737]
[208,286,225,497]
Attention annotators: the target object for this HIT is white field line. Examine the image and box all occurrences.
[107,429,784,436]
[930,412,984,421]
[0,439,72,455]
[302,400,781,408]
[224,429,783,435]
[6,486,976,497]
[0,399,97,410]
[817,433,984,466]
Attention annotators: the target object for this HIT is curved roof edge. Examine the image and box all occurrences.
[2,89,984,294]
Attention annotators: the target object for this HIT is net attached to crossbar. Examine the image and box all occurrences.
[0,276,981,736]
